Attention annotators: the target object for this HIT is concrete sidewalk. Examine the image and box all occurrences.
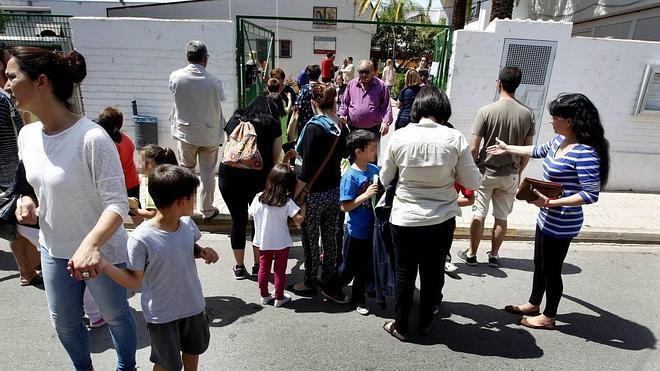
[164,189,660,245]
[138,100,660,244]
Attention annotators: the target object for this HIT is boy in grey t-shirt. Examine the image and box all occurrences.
[101,165,219,371]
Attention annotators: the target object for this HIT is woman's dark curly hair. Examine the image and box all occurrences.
[549,93,610,186]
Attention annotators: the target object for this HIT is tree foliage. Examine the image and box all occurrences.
[370,0,445,64]
[490,0,515,21]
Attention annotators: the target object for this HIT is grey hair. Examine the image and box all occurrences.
[185,40,208,63]
[358,59,373,71]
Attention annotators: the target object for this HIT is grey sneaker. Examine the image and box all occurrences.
[487,252,500,268]
[457,249,477,266]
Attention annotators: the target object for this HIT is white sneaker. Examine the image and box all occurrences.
[444,261,458,273]
[356,305,370,316]
[274,293,291,307]
[261,294,274,305]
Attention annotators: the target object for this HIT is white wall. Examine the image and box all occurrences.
[446,19,660,191]
[70,17,237,152]
[0,0,151,16]
[106,0,374,79]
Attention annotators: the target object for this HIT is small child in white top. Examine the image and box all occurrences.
[248,164,304,307]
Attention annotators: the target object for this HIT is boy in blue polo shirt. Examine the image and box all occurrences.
[337,130,379,315]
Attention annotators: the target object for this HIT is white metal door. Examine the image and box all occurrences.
[498,38,557,144]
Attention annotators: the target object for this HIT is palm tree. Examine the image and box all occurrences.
[490,0,515,21]
[452,0,467,30]
[355,0,416,22]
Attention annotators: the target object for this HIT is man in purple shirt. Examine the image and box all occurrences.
[339,60,393,140]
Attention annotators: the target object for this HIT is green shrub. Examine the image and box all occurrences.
[391,72,407,100]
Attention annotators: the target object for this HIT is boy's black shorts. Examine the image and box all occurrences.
[147,311,210,370]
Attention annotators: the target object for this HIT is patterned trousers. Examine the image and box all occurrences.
[301,187,342,286]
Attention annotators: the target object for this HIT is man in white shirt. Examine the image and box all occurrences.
[170,40,226,220]
[341,56,356,82]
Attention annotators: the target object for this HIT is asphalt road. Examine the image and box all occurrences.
[1,235,658,370]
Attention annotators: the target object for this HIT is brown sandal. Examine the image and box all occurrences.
[383,321,408,342]
[519,317,556,330]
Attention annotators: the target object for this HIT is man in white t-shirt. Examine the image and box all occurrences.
[170,40,226,220]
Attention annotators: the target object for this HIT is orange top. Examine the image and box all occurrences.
[117,132,140,189]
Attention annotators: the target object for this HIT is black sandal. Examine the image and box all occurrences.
[383,321,407,342]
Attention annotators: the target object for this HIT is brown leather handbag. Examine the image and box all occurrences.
[516,177,563,201]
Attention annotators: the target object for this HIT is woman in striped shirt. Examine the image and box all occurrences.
[487,93,610,330]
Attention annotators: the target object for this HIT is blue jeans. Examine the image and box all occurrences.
[41,247,137,371]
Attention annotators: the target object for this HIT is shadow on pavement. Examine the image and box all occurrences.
[285,295,355,314]
[0,250,19,271]
[0,250,44,289]
[90,307,150,353]
[91,297,266,354]
[557,294,657,350]
[454,262,509,278]
[401,302,544,358]
[454,257,581,278]
[0,272,20,283]
[205,296,263,328]
[498,257,582,275]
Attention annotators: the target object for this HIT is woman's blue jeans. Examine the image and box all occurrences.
[41,247,137,371]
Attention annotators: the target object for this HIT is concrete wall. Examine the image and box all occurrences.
[106,0,374,79]
[70,17,236,152]
[0,0,151,16]
[446,19,660,191]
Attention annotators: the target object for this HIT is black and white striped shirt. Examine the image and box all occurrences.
[0,91,23,188]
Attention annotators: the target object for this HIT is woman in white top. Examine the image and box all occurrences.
[382,59,396,96]
[8,47,137,370]
[380,86,481,341]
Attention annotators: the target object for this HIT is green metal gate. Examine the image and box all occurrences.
[236,19,275,109]
[433,29,453,91]
[236,15,453,108]
[1,13,85,114]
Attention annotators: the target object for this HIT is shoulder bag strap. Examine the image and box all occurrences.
[304,126,342,191]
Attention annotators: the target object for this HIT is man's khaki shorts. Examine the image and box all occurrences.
[472,173,519,221]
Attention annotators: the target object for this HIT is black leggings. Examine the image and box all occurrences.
[218,174,262,251]
[529,226,572,317]
[391,218,455,335]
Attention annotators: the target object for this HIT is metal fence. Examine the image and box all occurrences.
[0,13,84,114]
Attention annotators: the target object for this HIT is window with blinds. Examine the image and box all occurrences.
[634,65,660,115]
